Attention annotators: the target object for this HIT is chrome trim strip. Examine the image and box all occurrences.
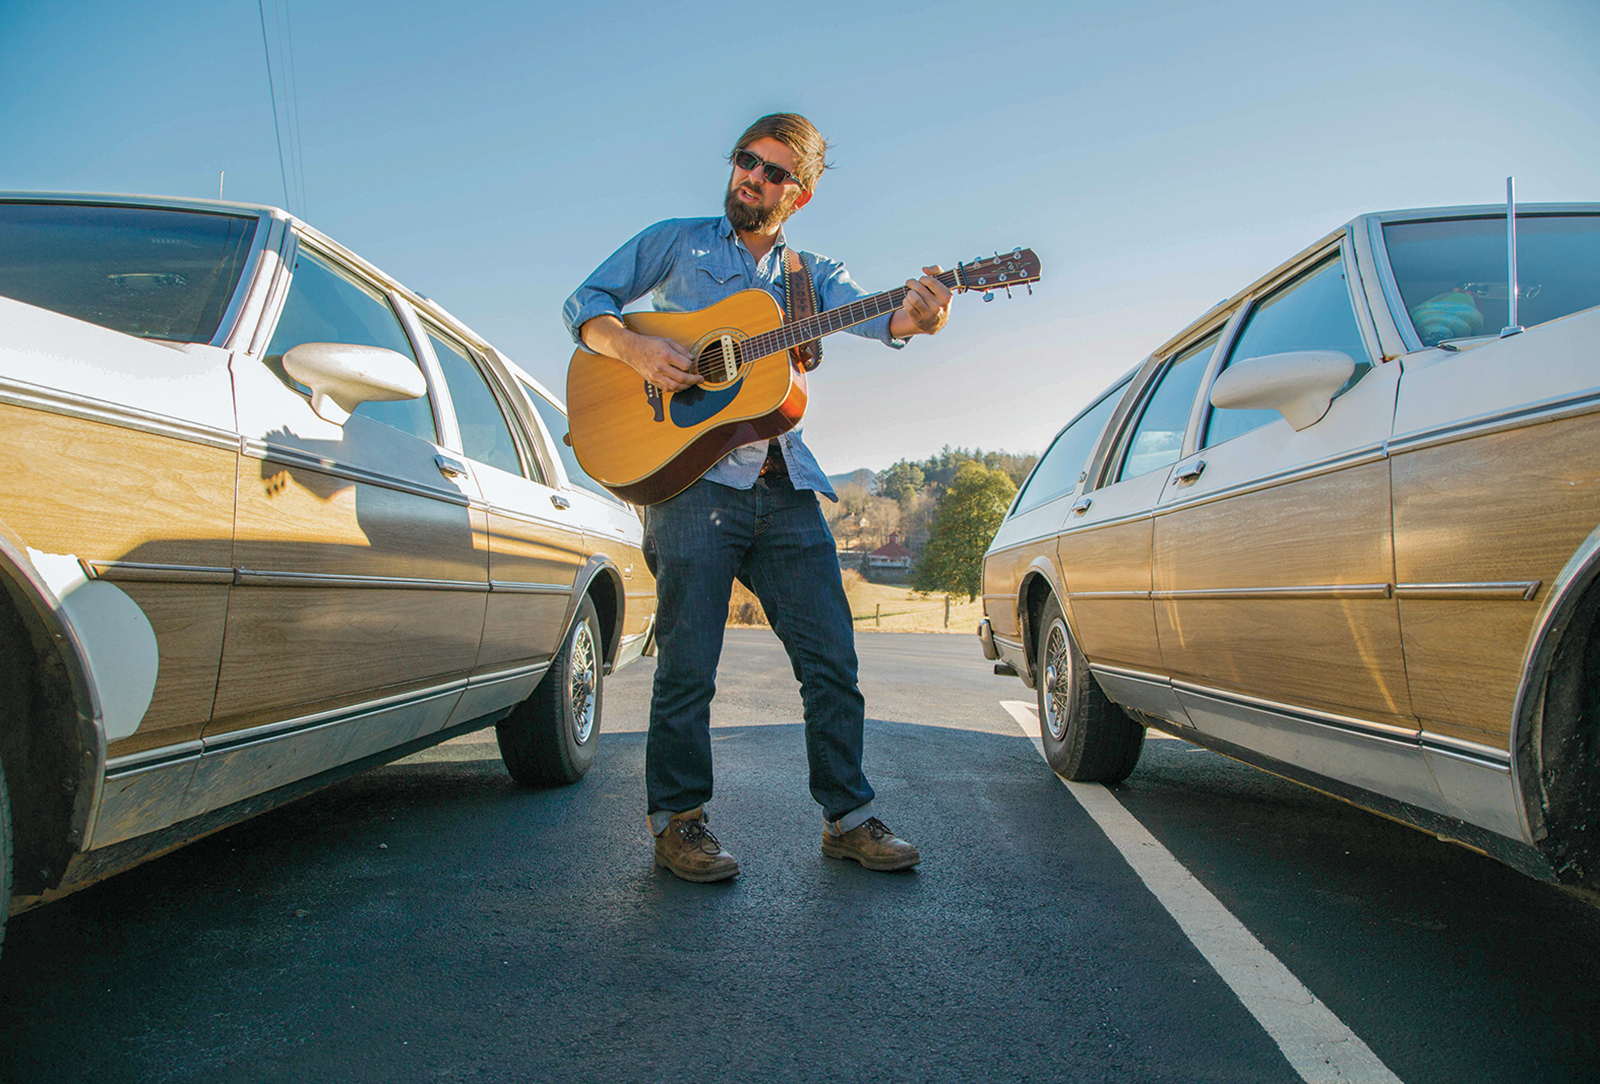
[1388,387,1600,455]
[208,210,274,349]
[1153,583,1393,601]
[234,569,488,592]
[1069,590,1151,601]
[203,682,467,754]
[1170,678,1420,741]
[1395,581,1541,601]
[84,560,234,585]
[1156,445,1388,517]
[105,740,204,778]
[488,580,572,595]
[1367,216,1423,353]
[245,441,472,506]
[468,662,548,687]
[993,634,1025,654]
[1059,507,1153,533]
[1091,663,1171,684]
[0,378,240,452]
[1419,731,1512,766]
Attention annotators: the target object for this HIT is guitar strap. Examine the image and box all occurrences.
[784,247,822,372]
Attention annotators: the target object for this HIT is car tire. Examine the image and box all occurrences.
[0,751,11,962]
[1035,595,1144,782]
[497,595,602,787]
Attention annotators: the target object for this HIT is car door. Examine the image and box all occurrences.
[421,320,586,722]
[519,375,657,665]
[1150,245,1443,815]
[1055,335,1217,707]
[194,239,487,815]
[0,200,260,845]
[1384,211,1600,836]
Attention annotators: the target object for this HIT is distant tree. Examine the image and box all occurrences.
[912,462,1016,600]
[877,461,925,505]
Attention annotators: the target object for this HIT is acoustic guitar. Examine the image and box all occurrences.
[565,248,1041,504]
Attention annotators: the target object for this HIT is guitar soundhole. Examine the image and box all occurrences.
[695,336,742,386]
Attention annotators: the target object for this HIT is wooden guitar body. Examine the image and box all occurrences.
[566,289,807,505]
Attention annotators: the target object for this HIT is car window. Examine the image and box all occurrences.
[1112,334,1216,483]
[264,248,438,442]
[1383,213,1600,346]
[0,201,258,343]
[428,327,526,478]
[1203,254,1368,449]
[1013,379,1128,514]
[520,379,622,503]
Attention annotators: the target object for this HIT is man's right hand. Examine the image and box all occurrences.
[580,315,702,392]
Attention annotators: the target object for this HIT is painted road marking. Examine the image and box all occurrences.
[1000,700,1403,1084]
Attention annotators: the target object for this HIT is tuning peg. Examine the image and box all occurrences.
[982,291,994,302]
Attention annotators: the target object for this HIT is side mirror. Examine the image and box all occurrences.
[1209,350,1356,431]
[282,343,427,425]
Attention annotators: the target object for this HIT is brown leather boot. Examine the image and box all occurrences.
[654,807,740,883]
[822,817,920,871]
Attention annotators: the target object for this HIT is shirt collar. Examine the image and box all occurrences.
[717,215,788,254]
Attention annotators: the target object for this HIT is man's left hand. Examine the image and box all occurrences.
[893,266,953,337]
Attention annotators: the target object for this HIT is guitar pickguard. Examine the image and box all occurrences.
[643,381,664,422]
[668,378,744,428]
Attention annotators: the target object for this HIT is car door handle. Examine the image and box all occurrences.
[435,453,469,479]
[1173,459,1206,484]
[550,494,571,510]
[1071,496,1092,516]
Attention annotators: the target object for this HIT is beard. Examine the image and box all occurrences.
[724,180,798,233]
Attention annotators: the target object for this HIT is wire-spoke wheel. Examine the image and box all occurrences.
[497,595,603,786]
[1035,594,1144,782]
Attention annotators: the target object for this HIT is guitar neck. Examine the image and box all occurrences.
[741,267,963,360]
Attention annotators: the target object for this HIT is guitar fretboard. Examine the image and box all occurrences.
[735,268,964,364]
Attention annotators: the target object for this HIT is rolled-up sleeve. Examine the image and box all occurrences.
[810,254,907,349]
[562,221,681,347]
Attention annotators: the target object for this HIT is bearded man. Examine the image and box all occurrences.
[563,112,952,883]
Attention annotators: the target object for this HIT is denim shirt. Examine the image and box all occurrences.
[562,216,905,500]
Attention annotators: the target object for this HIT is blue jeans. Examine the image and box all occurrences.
[642,475,876,834]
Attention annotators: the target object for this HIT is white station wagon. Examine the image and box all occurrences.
[980,200,1600,891]
[0,194,656,953]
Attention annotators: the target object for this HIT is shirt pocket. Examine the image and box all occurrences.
[695,258,744,289]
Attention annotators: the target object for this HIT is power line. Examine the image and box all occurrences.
[281,0,308,217]
[257,0,292,213]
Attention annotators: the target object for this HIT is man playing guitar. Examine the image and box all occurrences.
[564,112,953,883]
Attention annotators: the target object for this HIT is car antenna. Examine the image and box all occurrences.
[1501,176,1524,338]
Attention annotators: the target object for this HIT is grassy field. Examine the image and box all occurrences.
[728,570,983,635]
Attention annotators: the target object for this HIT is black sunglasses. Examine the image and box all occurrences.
[732,148,801,187]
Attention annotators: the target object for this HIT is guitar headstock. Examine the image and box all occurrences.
[953,248,1041,299]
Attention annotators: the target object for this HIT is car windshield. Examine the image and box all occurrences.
[0,201,258,343]
[1383,213,1600,347]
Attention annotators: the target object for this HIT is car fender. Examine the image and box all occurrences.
[0,520,106,891]
[1013,556,1071,689]
[1511,519,1600,848]
[569,555,627,671]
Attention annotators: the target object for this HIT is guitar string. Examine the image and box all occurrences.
[690,256,1035,376]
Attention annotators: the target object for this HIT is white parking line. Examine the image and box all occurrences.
[1000,700,1403,1084]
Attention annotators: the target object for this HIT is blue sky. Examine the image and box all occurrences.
[3,0,1597,471]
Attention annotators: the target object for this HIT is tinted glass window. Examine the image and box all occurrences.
[521,380,620,502]
[1114,335,1216,483]
[1203,255,1368,448]
[0,202,257,343]
[264,249,437,442]
[1384,214,1600,346]
[1013,379,1127,514]
[429,329,524,477]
